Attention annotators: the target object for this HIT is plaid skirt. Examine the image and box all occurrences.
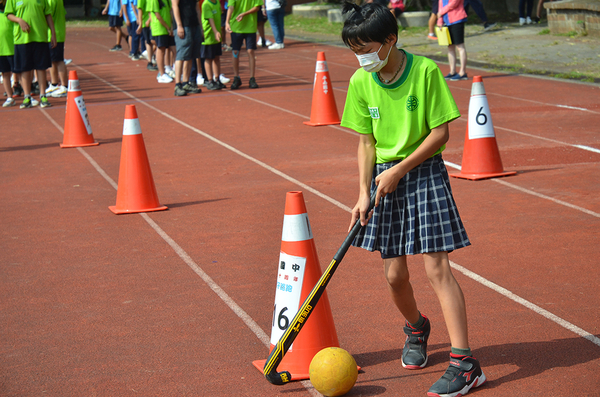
[352,154,470,257]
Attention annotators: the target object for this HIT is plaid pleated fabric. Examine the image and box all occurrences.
[352,155,470,256]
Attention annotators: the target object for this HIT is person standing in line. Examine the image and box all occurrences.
[519,0,534,25]
[463,0,495,30]
[45,0,68,98]
[265,0,285,49]
[102,0,128,51]
[201,0,226,90]
[225,0,263,89]
[172,0,203,95]
[1,0,16,106]
[122,0,142,59]
[438,0,468,81]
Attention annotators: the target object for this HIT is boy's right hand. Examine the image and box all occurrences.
[349,193,374,231]
[102,8,108,15]
[177,25,185,39]
[18,19,30,33]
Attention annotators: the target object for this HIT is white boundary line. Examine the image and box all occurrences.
[42,65,600,352]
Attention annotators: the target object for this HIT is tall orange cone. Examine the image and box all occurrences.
[303,52,341,126]
[60,70,99,148]
[253,191,339,380]
[451,76,516,180]
[109,105,168,214]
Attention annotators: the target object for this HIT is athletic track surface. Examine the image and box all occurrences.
[1,27,599,396]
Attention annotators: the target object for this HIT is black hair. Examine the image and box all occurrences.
[341,2,399,50]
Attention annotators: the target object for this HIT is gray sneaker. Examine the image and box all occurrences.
[182,82,202,93]
[174,85,187,97]
[402,315,430,369]
[427,355,486,397]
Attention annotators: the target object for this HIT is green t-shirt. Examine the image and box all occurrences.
[148,0,171,36]
[201,0,221,45]
[137,0,150,25]
[4,0,51,45]
[47,0,65,43]
[0,11,15,56]
[228,0,262,34]
[341,51,461,163]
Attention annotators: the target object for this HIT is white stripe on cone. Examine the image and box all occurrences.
[281,213,313,242]
[123,118,142,136]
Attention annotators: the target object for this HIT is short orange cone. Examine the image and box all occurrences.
[109,105,167,214]
[303,52,341,126]
[60,70,99,148]
[253,191,340,380]
[451,76,516,180]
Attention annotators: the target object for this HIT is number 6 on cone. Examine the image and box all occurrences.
[263,192,377,385]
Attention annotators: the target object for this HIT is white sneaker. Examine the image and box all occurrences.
[64,59,72,65]
[268,43,284,50]
[196,75,204,86]
[219,74,230,84]
[526,16,532,24]
[142,50,148,61]
[31,97,39,107]
[50,85,67,98]
[157,73,173,83]
[2,97,16,107]
[265,39,273,46]
[519,17,526,25]
[257,37,263,46]
[45,84,59,95]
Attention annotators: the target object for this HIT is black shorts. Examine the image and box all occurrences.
[154,34,175,48]
[49,41,65,62]
[431,0,438,14]
[142,26,153,45]
[230,32,257,51]
[108,15,123,27]
[201,43,222,60]
[257,10,267,23]
[13,42,52,73]
[448,22,465,45]
[0,55,14,73]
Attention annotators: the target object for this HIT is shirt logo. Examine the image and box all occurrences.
[406,95,419,111]
[368,107,380,119]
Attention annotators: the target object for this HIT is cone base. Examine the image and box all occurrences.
[303,120,340,127]
[109,205,168,215]
[252,359,361,381]
[450,170,517,181]
[60,141,100,148]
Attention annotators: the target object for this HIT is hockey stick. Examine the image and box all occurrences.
[263,192,377,385]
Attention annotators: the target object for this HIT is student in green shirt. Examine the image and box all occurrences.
[201,0,223,90]
[0,0,16,106]
[225,0,262,89]
[5,0,57,109]
[45,0,67,98]
[340,3,486,397]
[148,0,176,83]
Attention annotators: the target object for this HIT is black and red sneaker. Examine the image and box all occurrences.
[427,355,486,397]
[401,315,430,369]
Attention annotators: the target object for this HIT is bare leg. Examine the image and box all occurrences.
[383,256,420,324]
[423,252,469,349]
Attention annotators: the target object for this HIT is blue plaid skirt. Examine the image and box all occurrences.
[352,155,470,257]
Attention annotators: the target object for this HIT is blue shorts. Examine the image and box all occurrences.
[174,25,203,61]
[108,15,123,27]
[0,55,14,73]
[13,42,51,73]
[230,32,257,51]
[201,43,222,60]
[353,155,470,257]
[50,41,65,62]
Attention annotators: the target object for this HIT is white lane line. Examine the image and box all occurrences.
[54,67,600,351]
[444,160,600,218]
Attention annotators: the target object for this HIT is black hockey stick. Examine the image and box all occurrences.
[263,192,377,385]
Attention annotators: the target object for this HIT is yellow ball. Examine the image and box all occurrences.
[309,347,358,396]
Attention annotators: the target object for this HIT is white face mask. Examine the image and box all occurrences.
[355,43,392,73]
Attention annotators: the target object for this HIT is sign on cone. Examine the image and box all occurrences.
[253,191,339,380]
[451,76,516,180]
[303,52,341,126]
[60,70,99,148]
[109,105,167,214]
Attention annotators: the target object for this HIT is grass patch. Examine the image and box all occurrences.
[66,18,107,27]
[281,14,343,36]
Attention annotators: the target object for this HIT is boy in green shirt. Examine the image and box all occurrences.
[1,0,16,106]
[202,0,224,90]
[5,0,56,108]
[225,0,262,89]
[148,0,176,83]
[45,0,67,98]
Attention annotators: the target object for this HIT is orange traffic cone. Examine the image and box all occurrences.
[303,52,341,126]
[109,105,168,214]
[253,191,340,380]
[451,76,516,180]
[60,70,99,148]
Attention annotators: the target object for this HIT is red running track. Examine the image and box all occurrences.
[1,27,599,396]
